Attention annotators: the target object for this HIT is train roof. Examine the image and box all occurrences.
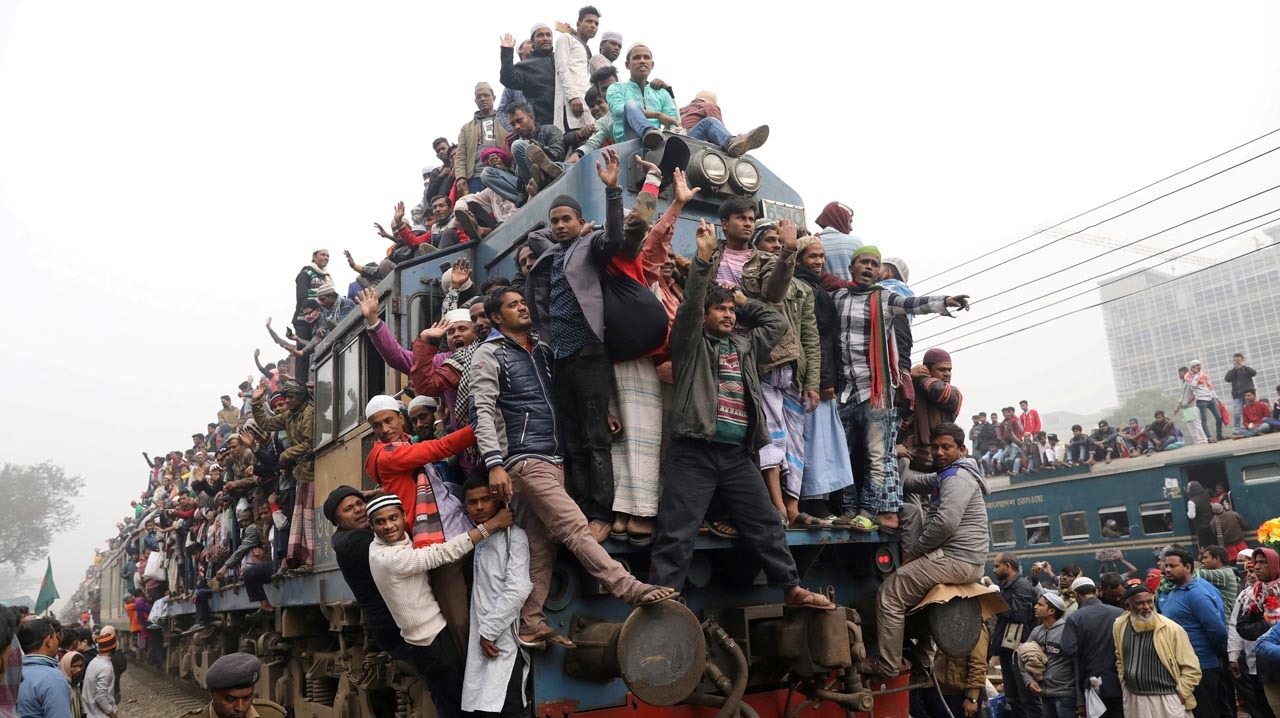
[985,432,1280,492]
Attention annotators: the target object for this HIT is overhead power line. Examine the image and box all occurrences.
[913,137,1280,295]
[913,182,1280,328]
[947,230,1280,356]
[917,208,1280,347]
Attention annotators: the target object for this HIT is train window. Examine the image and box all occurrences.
[314,357,335,446]
[1024,515,1050,545]
[1140,502,1174,534]
[990,520,1016,548]
[1099,506,1131,538]
[336,338,361,436]
[1059,511,1089,542]
[1243,463,1280,485]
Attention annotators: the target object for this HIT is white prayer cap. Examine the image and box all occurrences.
[365,395,403,419]
[408,395,439,413]
[444,308,472,323]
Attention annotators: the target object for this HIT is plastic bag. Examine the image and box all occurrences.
[1085,678,1106,718]
[142,550,166,581]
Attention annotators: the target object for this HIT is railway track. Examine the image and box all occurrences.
[120,659,209,716]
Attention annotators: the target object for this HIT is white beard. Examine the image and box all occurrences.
[1130,611,1158,632]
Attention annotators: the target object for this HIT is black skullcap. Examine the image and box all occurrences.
[1122,581,1152,602]
[323,485,363,525]
[550,195,582,216]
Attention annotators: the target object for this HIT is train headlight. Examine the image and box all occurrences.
[700,151,729,185]
[729,159,760,194]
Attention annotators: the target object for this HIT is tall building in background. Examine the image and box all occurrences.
[1101,230,1280,402]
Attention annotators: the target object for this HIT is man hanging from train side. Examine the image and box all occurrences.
[870,422,989,677]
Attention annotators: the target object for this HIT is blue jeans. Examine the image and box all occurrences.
[620,100,657,140]
[480,139,561,202]
[839,400,900,515]
[689,116,732,149]
[1234,397,1246,429]
[1236,420,1276,437]
[1198,398,1224,439]
[1146,430,1178,450]
[1041,695,1076,718]
[467,176,484,193]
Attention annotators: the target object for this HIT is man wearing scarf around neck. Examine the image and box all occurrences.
[831,246,969,533]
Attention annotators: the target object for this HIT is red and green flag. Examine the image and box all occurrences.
[34,558,59,614]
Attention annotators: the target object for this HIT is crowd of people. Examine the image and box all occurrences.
[13,9,1280,718]
[969,539,1280,718]
[965,354,1278,478]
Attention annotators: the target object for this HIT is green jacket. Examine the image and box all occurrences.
[251,399,315,483]
[779,278,821,392]
[708,242,802,375]
[669,254,787,449]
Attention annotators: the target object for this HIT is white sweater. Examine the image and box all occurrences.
[368,532,475,646]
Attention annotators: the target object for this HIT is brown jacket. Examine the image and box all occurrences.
[936,622,988,700]
[708,242,800,372]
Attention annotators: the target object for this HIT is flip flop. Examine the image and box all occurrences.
[704,520,739,539]
[633,585,680,606]
[784,590,838,611]
[788,512,831,531]
[518,626,575,650]
[628,532,654,547]
[846,515,878,533]
[830,514,856,527]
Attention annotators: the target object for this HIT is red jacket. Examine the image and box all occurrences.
[363,427,475,530]
[1243,400,1270,428]
[410,339,463,398]
[1020,410,1042,436]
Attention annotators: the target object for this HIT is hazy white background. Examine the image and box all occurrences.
[2,1,1279,605]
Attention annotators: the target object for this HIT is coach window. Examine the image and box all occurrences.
[336,338,361,436]
[314,356,335,446]
[1059,511,1089,542]
[1024,515,1050,545]
[1099,506,1130,538]
[1243,463,1280,485]
[1140,502,1174,535]
[990,520,1016,549]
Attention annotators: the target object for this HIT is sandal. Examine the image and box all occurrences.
[633,585,680,606]
[627,516,654,546]
[517,626,575,650]
[788,512,831,531]
[830,513,856,527]
[846,515,878,533]
[704,520,739,539]
[784,589,837,611]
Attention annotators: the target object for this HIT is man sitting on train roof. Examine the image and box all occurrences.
[1146,410,1180,452]
[648,216,835,611]
[870,423,988,678]
[452,148,519,242]
[606,43,680,149]
[365,493,513,718]
[480,101,566,205]
[1235,389,1274,438]
[677,89,771,158]
[1087,420,1120,464]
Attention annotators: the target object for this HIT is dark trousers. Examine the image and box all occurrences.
[473,652,527,718]
[651,437,799,590]
[554,343,615,523]
[194,586,213,625]
[916,688,983,718]
[242,562,273,602]
[404,633,466,718]
[1192,666,1220,718]
[1099,695,1124,717]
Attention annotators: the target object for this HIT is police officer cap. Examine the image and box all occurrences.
[206,652,262,690]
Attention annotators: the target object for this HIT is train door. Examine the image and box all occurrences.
[1181,460,1229,504]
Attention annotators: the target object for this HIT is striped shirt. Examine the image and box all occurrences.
[713,341,748,445]
[832,288,948,406]
[1122,622,1178,694]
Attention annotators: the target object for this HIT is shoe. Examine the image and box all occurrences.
[641,129,664,151]
[524,145,563,181]
[725,125,770,158]
[246,609,275,621]
[182,623,208,635]
[454,209,482,243]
